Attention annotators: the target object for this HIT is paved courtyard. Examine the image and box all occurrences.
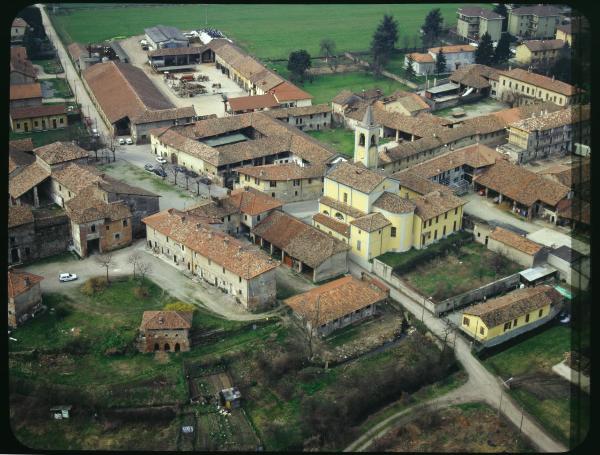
[436,98,510,120]
[118,36,247,117]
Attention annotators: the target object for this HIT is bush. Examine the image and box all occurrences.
[163,301,196,312]
[134,286,149,299]
[53,304,72,320]
[80,277,108,296]
[63,337,92,355]
[99,330,134,356]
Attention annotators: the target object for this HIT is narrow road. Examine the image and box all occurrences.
[37,4,111,142]
[346,262,567,453]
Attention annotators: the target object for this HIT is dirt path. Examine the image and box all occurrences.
[346,261,567,453]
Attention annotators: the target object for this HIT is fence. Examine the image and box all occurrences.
[344,52,421,90]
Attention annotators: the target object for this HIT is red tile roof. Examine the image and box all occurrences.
[228,93,279,112]
[499,68,578,97]
[10,83,42,100]
[10,104,67,120]
[8,269,43,299]
[228,187,283,216]
[490,227,544,256]
[140,310,192,330]
[270,81,313,102]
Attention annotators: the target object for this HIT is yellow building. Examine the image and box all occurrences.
[496,68,580,107]
[515,39,565,66]
[10,105,68,133]
[461,285,562,346]
[555,24,573,46]
[411,191,466,249]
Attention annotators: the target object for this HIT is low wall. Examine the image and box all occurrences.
[343,52,420,90]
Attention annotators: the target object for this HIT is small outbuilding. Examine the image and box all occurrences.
[50,405,72,420]
[220,387,241,409]
[139,310,193,353]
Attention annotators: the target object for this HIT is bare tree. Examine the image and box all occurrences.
[95,252,114,283]
[137,261,152,282]
[183,171,190,190]
[128,252,141,278]
[319,38,336,63]
[306,296,321,361]
[106,136,119,163]
[169,165,181,185]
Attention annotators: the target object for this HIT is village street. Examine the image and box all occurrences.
[346,262,567,453]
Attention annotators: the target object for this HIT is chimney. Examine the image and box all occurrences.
[24,277,31,286]
[158,316,164,324]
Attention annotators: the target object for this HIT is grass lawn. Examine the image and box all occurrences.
[42,78,73,98]
[9,122,88,148]
[297,71,411,104]
[49,4,487,59]
[31,58,64,74]
[307,128,355,157]
[483,324,589,447]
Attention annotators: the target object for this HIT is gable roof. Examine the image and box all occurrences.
[450,64,499,89]
[67,42,87,61]
[521,39,565,52]
[8,269,43,299]
[391,169,453,196]
[413,190,466,221]
[457,7,503,19]
[509,105,590,133]
[10,104,67,120]
[326,161,386,194]
[372,191,416,214]
[52,164,104,192]
[407,52,435,63]
[9,163,51,198]
[490,227,544,256]
[83,61,174,124]
[9,138,34,153]
[382,91,430,113]
[499,68,578,96]
[350,212,391,233]
[9,205,35,228]
[10,83,42,100]
[463,285,561,328]
[228,188,283,215]
[10,57,37,78]
[252,211,349,268]
[313,213,351,238]
[65,187,132,224]
[429,44,477,54]
[131,106,196,124]
[140,310,192,330]
[509,5,561,17]
[228,93,279,112]
[235,162,325,181]
[9,149,35,174]
[550,245,583,264]
[34,141,88,165]
[284,275,388,325]
[12,18,28,28]
[144,25,187,43]
[270,81,313,102]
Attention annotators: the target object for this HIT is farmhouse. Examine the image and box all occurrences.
[235,163,325,202]
[461,285,562,347]
[456,6,504,43]
[515,39,565,66]
[486,226,547,268]
[82,61,196,142]
[10,83,42,109]
[267,104,332,131]
[226,93,279,115]
[144,25,189,49]
[284,274,389,337]
[143,209,278,310]
[473,158,571,222]
[8,269,44,328]
[495,67,580,106]
[251,210,349,283]
[150,111,336,187]
[507,4,562,39]
[10,105,68,134]
[139,310,193,353]
[406,44,477,75]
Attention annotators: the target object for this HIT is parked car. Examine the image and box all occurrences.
[558,311,571,324]
[156,156,167,164]
[91,128,99,138]
[198,177,212,185]
[126,137,133,145]
[119,138,126,145]
[144,164,155,172]
[186,170,199,178]
[59,273,78,282]
[154,168,167,178]
[174,165,187,173]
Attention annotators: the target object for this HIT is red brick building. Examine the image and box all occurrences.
[139,311,193,353]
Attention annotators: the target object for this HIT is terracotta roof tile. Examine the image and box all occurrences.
[67,42,87,61]
[228,187,283,215]
[510,5,561,16]
[9,162,51,198]
[372,191,416,214]
[9,149,35,175]
[12,18,28,28]
[52,164,104,193]
[10,83,42,100]
[10,57,37,78]
[65,186,132,224]
[140,310,192,330]
[269,81,313,102]
[521,39,565,52]
[413,190,466,221]
[319,196,366,219]
[429,44,477,54]
[450,64,499,89]
[34,141,89,165]
[10,104,67,120]
[131,106,196,124]
[8,269,43,299]
[490,227,544,255]
[392,169,453,196]
[267,103,331,118]
[9,138,34,153]
[408,52,435,63]
[252,211,349,268]
[509,105,589,132]
[463,285,561,328]
[236,163,325,181]
[458,7,504,19]
[326,161,386,194]
[491,101,564,125]
[8,205,34,228]
[499,68,579,96]
[11,46,28,61]
[228,93,279,112]
[556,198,590,225]
[313,213,351,238]
[350,212,391,232]
[284,275,388,325]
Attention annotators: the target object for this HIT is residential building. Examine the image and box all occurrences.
[10,83,42,109]
[461,285,562,347]
[150,111,336,188]
[404,52,435,76]
[515,39,565,66]
[8,269,43,328]
[235,163,325,202]
[11,17,28,43]
[495,68,580,106]
[10,57,37,85]
[449,64,499,97]
[546,245,589,291]
[555,24,574,46]
[82,61,196,142]
[226,93,280,115]
[284,274,389,337]
[139,311,192,352]
[143,209,279,310]
[378,91,431,117]
[251,210,349,283]
[507,5,561,39]
[484,226,547,268]
[499,105,590,163]
[267,104,332,131]
[473,158,571,222]
[456,7,504,43]
[393,169,453,199]
[10,105,68,133]
[411,190,466,249]
[144,25,189,49]
[186,187,283,234]
[33,141,90,172]
[406,44,477,75]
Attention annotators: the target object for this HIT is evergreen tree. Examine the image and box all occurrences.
[405,54,416,79]
[287,49,311,82]
[493,33,511,65]
[371,14,399,73]
[474,32,495,66]
[435,48,447,74]
[421,8,443,47]
[493,3,509,32]
[551,42,572,84]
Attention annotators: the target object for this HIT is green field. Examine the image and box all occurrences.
[42,78,73,98]
[308,128,355,157]
[484,325,589,447]
[31,58,64,74]
[49,4,485,59]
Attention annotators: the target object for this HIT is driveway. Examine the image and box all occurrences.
[463,192,540,234]
[25,240,277,321]
[282,199,319,225]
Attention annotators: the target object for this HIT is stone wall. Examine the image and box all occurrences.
[313,250,349,283]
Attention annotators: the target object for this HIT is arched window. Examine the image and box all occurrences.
[175,343,181,352]
[154,343,159,351]
[371,135,377,145]
[91,224,96,233]
[323,210,329,216]
[164,343,171,352]
[335,212,344,221]
[358,133,365,146]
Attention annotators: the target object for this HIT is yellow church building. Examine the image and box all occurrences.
[313,105,466,267]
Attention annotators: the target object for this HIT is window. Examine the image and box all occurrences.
[106,225,110,231]
[479,326,485,335]
[503,321,511,331]
[244,215,248,220]
[444,212,448,220]
[435,216,438,223]
[239,277,242,283]
[222,267,226,274]
[208,259,211,265]
[434,230,437,240]
[91,224,96,233]
[181,245,185,251]
[343,192,348,203]
[271,193,275,197]
[391,227,397,237]
[538,308,543,317]
[454,208,458,215]
[59,117,64,124]
[525,313,530,323]
[513,318,518,327]
[123,219,128,227]
[463,317,470,326]
[34,121,39,127]
[270,181,276,187]
[308,178,312,184]
[443,225,446,236]
[453,220,456,231]
[356,240,361,251]
[293,179,300,186]
[257,214,261,221]
[115,233,121,240]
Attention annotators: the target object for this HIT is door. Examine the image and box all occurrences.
[283,254,293,267]
[11,248,19,263]
[24,122,29,132]
[42,119,46,129]
[52,119,57,129]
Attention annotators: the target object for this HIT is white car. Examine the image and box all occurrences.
[59,273,78,282]
[91,128,99,137]
[156,156,168,164]
[119,138,126,145]
[126,137,133,145]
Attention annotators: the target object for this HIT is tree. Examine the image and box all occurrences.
[95,253,114,284]
[402,35,410,51]
[168,165,181,186]
[435,48,447,74]
[371,14,399,74]
[305,296,321,361]
[493,33,511,65]
[551,42,572,84]
[493,3,509,32]
[287,49,311,82]
[319,38,336,63]
[421,8,443,48]
[474,32,495,65]
[490,251,509,274]
[137,261,152,282]
[405,54,416,79]
[128,252,141,278]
